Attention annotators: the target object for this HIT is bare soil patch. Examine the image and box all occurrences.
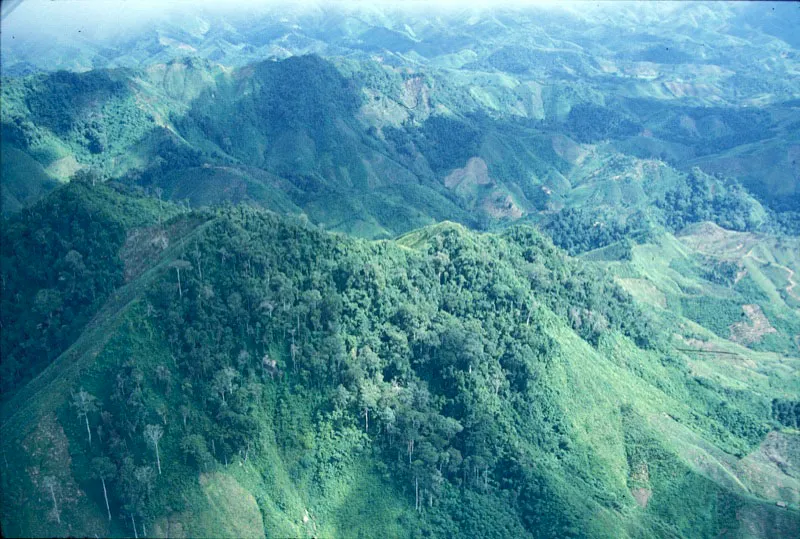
[729,304,777,345]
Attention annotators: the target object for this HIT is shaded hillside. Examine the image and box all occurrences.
[4,53,796,239]
[0,143,57,215]
[1,189,797,538]
[0,181,182,398]
[1,4,799,539]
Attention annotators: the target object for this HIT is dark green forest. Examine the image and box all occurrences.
[1,3,799,538]
[2,183,797,538]
[0,181,179,396]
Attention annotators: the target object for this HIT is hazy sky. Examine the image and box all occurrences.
[0,1,767,54]
[2,0,567,24]
[0,0,578,49]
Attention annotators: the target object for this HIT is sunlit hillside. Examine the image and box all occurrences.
[1,2,798,538]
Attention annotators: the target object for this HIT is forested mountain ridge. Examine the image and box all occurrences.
[4,2,799,109]
[3,3,800,230]
[3,3,798,231]
[2,52,797,238]
[1,2,799,538]
[0,184,798,537]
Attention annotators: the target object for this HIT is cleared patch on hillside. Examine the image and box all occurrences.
[729,304,777,345]
[5,413,110,538]
[45,155,82,181]
[652,414,800,508]
[629,462,652,508]
[120,216,207,282]
[152,473,264,539]
[616,278,667,308]
[443,157,524,220]
[358,88,410,128]
[22,415,80,513]
[650,413,751,493]
[444,156,491,192]
[677,221,759,261]
[202,473,265,538]
[551,134,591,165]
[740,431,800,506]
[663,81,721,100]
[482,190,524,219]
[631,487,652,509]
[401,76,431,116]
[735,502,800,539]
[151,514,188,539]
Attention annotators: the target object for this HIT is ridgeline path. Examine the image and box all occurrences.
[744,250,799,303]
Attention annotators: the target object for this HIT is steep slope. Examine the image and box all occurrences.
[0,180,183,399]
[1,4,799,538]
[5,53,795,238]
[1,193,797,538]
[0,142,58,215]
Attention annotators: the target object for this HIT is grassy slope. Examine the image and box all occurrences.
[588,224,800,528]
[4,50,794,239]
[0,143,59,215]
[1,202,797,538]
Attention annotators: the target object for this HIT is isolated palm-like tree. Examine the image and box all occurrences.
[71,389,97,445]
[91,457,116,521]
[144,424,164,474]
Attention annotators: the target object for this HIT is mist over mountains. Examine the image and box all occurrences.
[1,2,799,538]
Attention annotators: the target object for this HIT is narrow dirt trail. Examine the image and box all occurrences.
[744,249,799,302]
[0,218,217,436]
[784,264,797,296]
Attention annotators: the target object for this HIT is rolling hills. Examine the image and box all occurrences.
[1,2,799,538]
[2,51,798,239]
[0,184,798,538]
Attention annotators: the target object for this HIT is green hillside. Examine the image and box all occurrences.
[1,187,798,538]
[0,143,58,216]
[1,3,799,538]
[3,52,797,238]
[0,180,183,398]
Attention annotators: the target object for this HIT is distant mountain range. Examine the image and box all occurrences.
[1,3,798,538]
